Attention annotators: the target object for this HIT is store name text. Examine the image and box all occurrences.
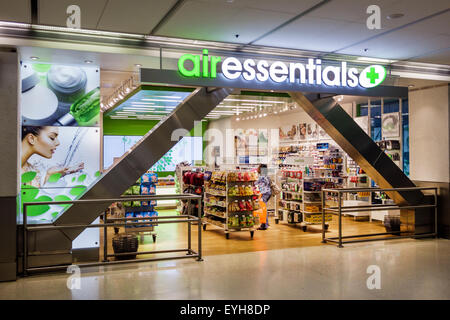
[178,50,386,88]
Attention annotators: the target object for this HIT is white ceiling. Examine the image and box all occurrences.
[1,0,449,65]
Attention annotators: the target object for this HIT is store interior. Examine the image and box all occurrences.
[99,84,410,256]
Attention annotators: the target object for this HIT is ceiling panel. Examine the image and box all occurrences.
[202,0,322,15]
[0,0,30,23]
[39,0,108,29]
[410,48,450,65]
[97,0,177,34]
[254,17,382,52]
[156,0,295,43]
[337,11,450,61]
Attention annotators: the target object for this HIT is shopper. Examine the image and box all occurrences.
[108,202,125,234]
[255,164,272,230]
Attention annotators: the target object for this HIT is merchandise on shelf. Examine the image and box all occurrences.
[203,170,260,238]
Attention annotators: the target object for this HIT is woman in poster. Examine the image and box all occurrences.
[21,126,84,187]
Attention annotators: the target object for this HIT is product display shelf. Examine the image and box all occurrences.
[123,172,159,243]
[202,170,259,239]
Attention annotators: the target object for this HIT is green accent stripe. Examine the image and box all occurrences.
[240,90,290,98]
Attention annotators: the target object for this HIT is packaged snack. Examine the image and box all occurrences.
[123,201,132,207]
[132,185,140,195]
[123,187,133,196]
[141,186,149,195]
[141,174,150,184]
[134,212,143,227]
[132,201,141,207]
[125,212,134,228]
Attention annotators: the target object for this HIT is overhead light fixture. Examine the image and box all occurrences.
[30,56,39,60]
[387,13,404,19]
[84,59,93,64]
[356,57,393,64]
[142,98,182,102]
[236,117,240,121]
[408,85,415,88]
[224,98,285,104]
[134,63,142,67]
[148,95,183,99]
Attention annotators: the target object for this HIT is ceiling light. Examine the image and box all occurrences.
[356,57,393,64]
[142,98,182,102]
[387,13,404,19]
[135,64,142,67]
[224,98,285,104]
[30,56,39,60]
[408,85,414,88]
[236,117,240,121]
[84,60,93,64]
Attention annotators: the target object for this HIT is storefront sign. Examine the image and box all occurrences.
[178,50,386,89]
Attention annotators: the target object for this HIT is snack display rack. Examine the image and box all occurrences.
[122,172,159,243]
[202,170,260,239]
[275,143,347,231]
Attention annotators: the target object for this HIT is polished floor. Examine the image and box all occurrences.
[1,211,449,300]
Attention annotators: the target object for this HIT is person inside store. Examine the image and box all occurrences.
[107,202,125,235]
[255,164,272,230]
[21,126,84,187]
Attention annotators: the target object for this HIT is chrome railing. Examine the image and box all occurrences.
[22,194,202,275]
[321,186,438,247]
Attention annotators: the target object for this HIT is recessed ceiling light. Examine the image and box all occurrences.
[387,13,404,20]
[84,60,93,64]
[135,64,142,67]
[30,56,39,60]
[408,85,414,88]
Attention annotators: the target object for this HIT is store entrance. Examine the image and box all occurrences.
[102,88,410,256]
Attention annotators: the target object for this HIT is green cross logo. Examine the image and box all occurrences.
[366,67,379,84]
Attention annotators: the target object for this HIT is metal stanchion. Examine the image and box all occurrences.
[187,199,192,255]
[197,197,203,261]
[338,191,343,248]
[103,211,108,262]
[321,190,326,243]
[23,205,28,277]
[434,189,438,238]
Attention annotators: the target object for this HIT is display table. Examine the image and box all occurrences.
[370,209,400,222]
[342,200,371,220]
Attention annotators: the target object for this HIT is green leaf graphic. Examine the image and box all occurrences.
[70,185,87,197]
[21,171,37,184]
[21,186,39,202]
[77,174,87,182]
[95,171,101,177]
[54,195,72,208]
[27,195,52,217]
[48,173,62,183]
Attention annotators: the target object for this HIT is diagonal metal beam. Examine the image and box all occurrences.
[150,0,186,35]
[55,86,232,240]
[289,92,424,205]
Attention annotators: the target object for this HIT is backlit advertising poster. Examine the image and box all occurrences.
[20,126,100,223]
[20,62,101,224]
[20,62,100,127]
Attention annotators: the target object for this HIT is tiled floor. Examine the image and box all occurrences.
[1,238,449,299]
